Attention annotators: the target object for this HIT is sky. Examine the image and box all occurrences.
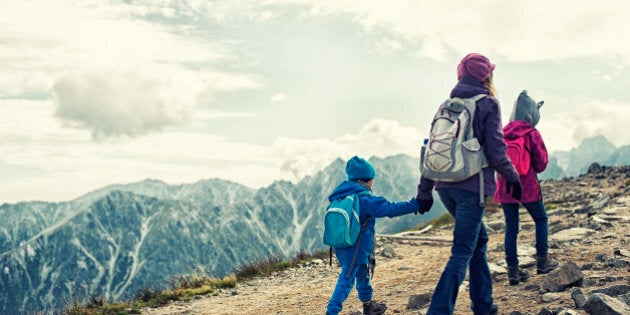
[1,0,630,203]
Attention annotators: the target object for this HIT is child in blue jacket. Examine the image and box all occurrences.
[326,156,425,315]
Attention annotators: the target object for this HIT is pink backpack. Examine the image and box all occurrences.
[505,133,531,176]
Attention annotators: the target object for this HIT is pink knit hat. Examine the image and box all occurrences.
[457,53,495,82]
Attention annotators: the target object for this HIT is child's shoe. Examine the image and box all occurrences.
[536,256,559,274]
[507,266,530,285]
[362,300,387,315]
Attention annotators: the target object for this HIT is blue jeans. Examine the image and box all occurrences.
[502,201,549,267]
[427,189,494,315]
[326,262,372,315]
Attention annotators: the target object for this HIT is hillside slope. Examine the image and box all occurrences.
[142,165,630,315]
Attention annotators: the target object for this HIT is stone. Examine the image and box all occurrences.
[613,249,630,258]
[518,244,537,256]
[542,261,583,292]
[602,208,620,215]
[572,287,587,308]
[598,215,630,222]
[617,293,630,306]
[590,193,611,210]
[550,228,596,242]
[596,253,613,262]
[590,284,630,297]
[380,245,397,258]
[488,263,507,275]
[406,292,432,310]
[486,219,505,232]
[592,215,612,225]
[542,292,560,303]
[587,162,604,174]
[518,256,537,268]
[582,293,630,315]
[611,259,630,268]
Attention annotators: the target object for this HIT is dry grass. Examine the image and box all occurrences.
[64,250,327,315]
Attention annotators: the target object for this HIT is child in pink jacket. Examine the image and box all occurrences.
[494,90,559,285]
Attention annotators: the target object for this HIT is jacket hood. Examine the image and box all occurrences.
[450,76,490,99]
[328,180,370,202]
[509,90,544,127]
[503,120,536,140]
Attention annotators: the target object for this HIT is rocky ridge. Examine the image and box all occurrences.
[142,164,630,315]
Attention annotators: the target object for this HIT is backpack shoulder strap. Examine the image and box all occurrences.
[522,129,536,153]
[469,94,487,103]
[353,190,371,222]
[356,190,371,197]
[462,94,487,140]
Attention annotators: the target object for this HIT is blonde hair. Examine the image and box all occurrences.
[482,72,497,97]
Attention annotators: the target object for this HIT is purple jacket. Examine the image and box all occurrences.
[419,76,519,196]
[494,120,548,203]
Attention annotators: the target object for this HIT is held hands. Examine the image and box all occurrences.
[415,188,434,215]
[506,181,522,200]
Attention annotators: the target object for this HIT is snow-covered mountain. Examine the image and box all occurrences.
[0,154,442,313]
[542,135,628,179]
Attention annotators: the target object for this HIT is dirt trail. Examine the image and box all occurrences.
[142,168,630,314]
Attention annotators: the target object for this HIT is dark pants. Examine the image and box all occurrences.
[427,189,494,315]
[502,201,549,267]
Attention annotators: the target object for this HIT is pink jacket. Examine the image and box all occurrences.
[494,120,548,203]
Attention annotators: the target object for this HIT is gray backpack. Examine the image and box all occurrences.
[420,94,489,205]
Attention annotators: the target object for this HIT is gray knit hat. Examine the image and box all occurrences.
[510,90,544,127]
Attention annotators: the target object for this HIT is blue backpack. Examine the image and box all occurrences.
[323,191,370,248]
[323,190,372,276]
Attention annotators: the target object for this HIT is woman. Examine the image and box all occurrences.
[494,90,558,286]
[416,53,521,315]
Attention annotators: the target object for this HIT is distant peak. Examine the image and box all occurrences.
[578,135,614,148]
[140,178,167,185]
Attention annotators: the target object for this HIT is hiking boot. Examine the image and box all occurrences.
[362,300,387,315]
[537,256,559,274]
[489,304,498,315]
[507,266,530,285]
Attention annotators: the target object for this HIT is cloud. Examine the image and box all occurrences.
[50,55,266,139]
[266,1,630,62]
[270,93,290,102]
[536,96,630,152]
[0,99,282,202]
[373,38,403,56]
[0,1,232,96]
[52,68,202,139]
[196,110,256,121]
[272,138,351,179]
[273,118,421,180]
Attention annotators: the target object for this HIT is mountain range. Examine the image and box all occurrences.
[0,135,628,313]
[540,135,628,179]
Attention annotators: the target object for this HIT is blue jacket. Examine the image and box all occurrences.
[328,180,420,266]
[419,76,520,195]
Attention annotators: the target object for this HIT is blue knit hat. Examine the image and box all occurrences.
[345,156,376,181]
